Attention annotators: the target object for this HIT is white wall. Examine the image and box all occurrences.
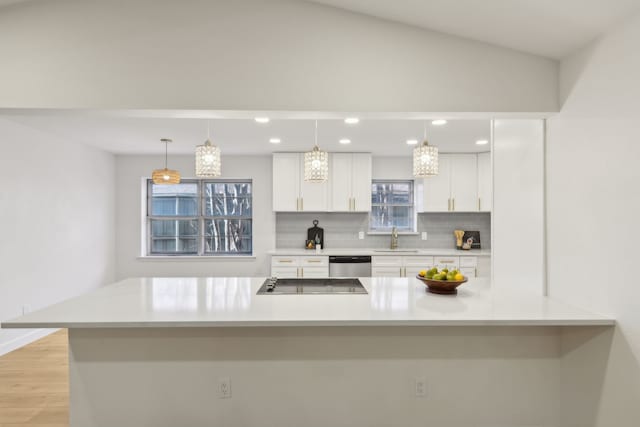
[0,0,558,112]
[547,11,640,426]
[0,119,116,355]
[492,120,545,294]
[115,155,275,279]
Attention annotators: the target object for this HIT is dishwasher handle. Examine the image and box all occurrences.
[329,256,372,263]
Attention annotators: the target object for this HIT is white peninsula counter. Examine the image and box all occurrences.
[3,277,611,328]
[1,277,614,427]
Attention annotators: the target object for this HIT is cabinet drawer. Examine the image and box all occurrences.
[459,256,478,267]
[271,267,299,278]
[460,267,476,278]
[434,256,459,268]
[301,266,329,278]
[372,256,403,267]
[403,256,434,267]
[272,256,299,266]
[372,266,402,277]
[299,256,328,267]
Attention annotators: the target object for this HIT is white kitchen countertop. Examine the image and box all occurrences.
[2,277,612,328]
[268,248,491,256]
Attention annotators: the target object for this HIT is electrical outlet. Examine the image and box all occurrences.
[415,377,427,397]
[358,231,365,240]
[218,377,232,399]
[22,305,31,315]
[421,232,428,240]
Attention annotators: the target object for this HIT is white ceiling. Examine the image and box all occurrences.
[308,0,640,59]
[3,0,637,59]
[3,115,490,156]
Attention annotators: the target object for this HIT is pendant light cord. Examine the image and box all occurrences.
[164,140,168,169]
[315,120,318,148]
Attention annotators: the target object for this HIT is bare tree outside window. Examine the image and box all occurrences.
[370,180,415,232]
[147,180,252,256]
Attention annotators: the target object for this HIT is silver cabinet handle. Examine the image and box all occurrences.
[452,198,455,211]
[478,198,481,211]
[353,198,356,211]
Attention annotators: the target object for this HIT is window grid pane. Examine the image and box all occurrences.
[370,180,415,232]
[147,180,252,256]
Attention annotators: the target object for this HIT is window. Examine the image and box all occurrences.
[147,179,252,256]
[370,180,415,232]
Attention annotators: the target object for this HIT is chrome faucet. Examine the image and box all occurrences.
[390,227,399,249]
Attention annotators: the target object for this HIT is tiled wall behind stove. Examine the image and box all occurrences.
[276,212,491,250]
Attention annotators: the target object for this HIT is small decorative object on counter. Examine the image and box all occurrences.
[462,231,481,249]
[305,240,316,250]
[454,230,465,249]
[462,238,473,250]
[306,219,324,249]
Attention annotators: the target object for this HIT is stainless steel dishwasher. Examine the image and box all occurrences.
[328,256,372,277]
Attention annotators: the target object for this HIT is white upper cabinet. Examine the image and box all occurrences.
[421,154,452,212]
[450,154,478,212]
[329,153,352,211]
[330,153,372,212]
[350,153,373,212]
[419,153,490,212]
[272,153,327,212]
[272,153,300,212]
[477,152,492,212]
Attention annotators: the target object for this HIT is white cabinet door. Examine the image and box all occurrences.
[421,154,451,212]
[477,152,492,212]
[351,153,372,212]
[372,267,402,277]
[271,267,298,278]
[450,154,478,212]
[300,175,328,212]
[434,256,460,270]
[301,267,329,278]
[460,267,476,278]
[329,153,352,211]
[272,153,300,212]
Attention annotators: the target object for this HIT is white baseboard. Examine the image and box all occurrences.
[0,328,60,356]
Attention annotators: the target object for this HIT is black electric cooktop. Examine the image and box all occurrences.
[257,278,367,295]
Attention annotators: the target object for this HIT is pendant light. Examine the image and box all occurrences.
[195,121,221,177]
[304,120,328,182]
[413,122,439,177]
[152,138,181,184]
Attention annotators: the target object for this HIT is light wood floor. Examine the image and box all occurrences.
[0,330,69,427]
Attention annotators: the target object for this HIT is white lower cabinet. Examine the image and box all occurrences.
[373,255,479,278]
[270,267,299,278]
[371,266,402,277]
[270,256,329,278]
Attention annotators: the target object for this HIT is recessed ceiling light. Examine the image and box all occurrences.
[406,139,419,145]
[255,117,270,124]
[344,117,359,124]
[269,138,281,144]
[339,138,351,144]
[431,119,447,126]
[476,139,489,145]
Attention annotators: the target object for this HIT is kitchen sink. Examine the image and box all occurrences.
[373,249,419,253]
[257,278,367,295]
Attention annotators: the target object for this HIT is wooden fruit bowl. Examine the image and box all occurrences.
[416,275,468,295]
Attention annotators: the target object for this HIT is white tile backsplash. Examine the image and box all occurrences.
[276,212,491,250]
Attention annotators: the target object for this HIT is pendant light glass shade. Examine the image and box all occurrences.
[304,120,329,182]
[152,138,181,184]
[413,123,439,177]
[195,139,221,177]
[413,140,439,177]
[195,121,221,177]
